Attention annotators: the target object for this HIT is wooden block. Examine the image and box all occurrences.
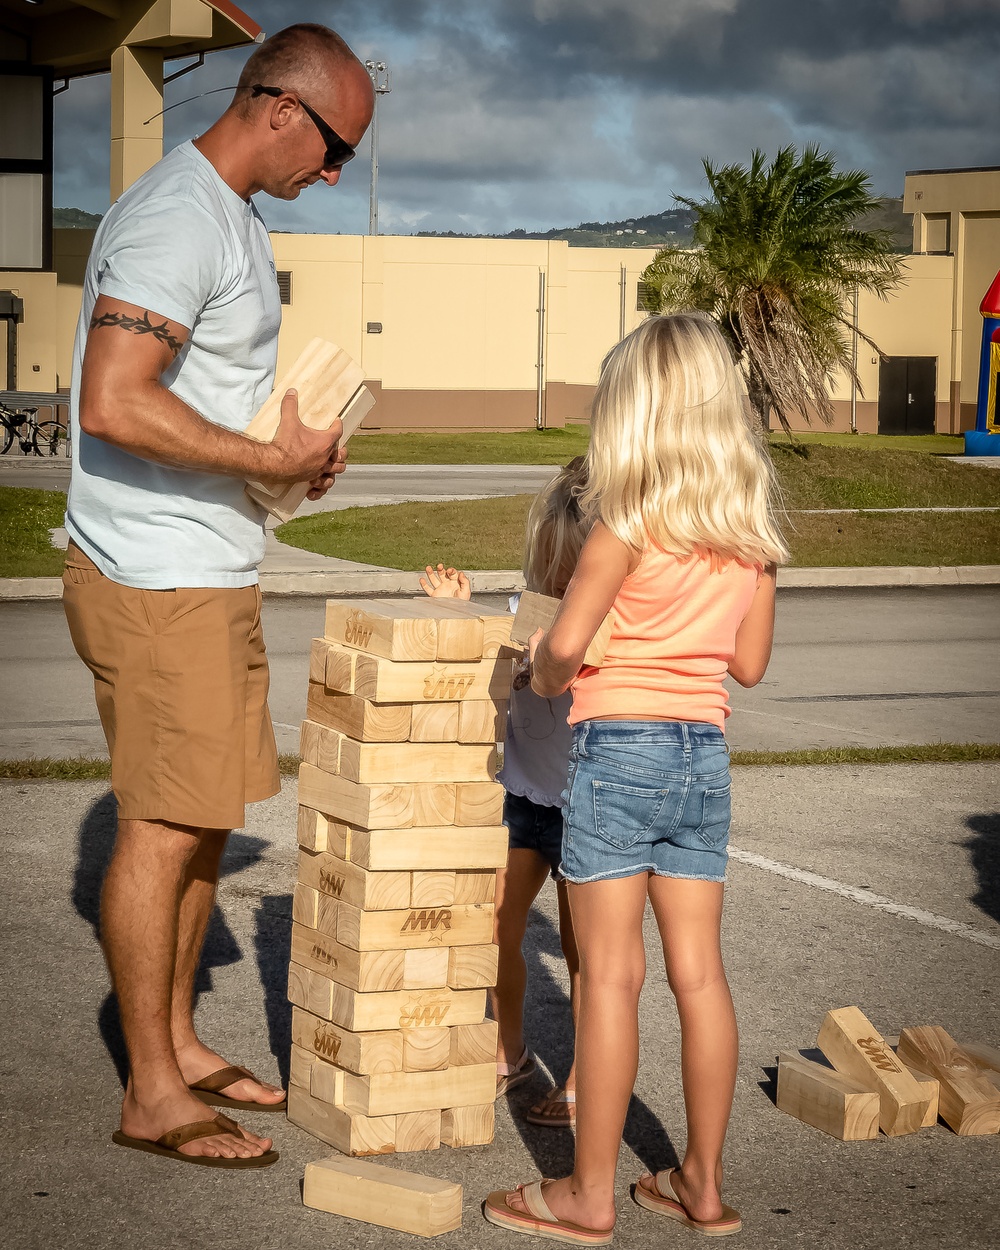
[319,639,514,704]
[411,872,458,908]
[776,1052,880,1140]
[326,600,439,662]
[453,871,497,904]
[300,718,341,774]
[309,1052,346,1106]
[449,1020,499,1067]
[309,638,329,685]
[961,1041,1000,1078]
[292,922,405,992]
[293,882,321,929]
[298,848,411,911]
[336,900,495,952]
[298,762,456,830]
[290,1041,320,1090]
[457,699,508,744]
[348,826,508,872]
[448,944,499,990]
[402,1026,452,1072]
[403,948,451,990]
[903,1067,941,1128]
[333,730,497,786]
[297,804,351,857]
[289,1084,396,1157]
[292,1006,404,1075]
[454,782,504,827]
[289,963,487,1031]
[817,1007,933,1137]
[441,1102,495,1148]
[897,1026,1000,1135]
[307,682,411,743]
[512,590,614,668]
[396,1109,442,1153]
[302,1154,462,1236]
[409,702,462,743]
[418,597,515,660]
[343,1063,496,1117]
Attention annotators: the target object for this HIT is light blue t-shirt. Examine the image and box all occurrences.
[66,140,282,588]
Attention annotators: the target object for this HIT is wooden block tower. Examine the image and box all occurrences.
[287,598,516,1156]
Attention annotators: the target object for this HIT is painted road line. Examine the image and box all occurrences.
[729,846,1000,952]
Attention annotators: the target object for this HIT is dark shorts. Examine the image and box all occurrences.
[503,791,564,878]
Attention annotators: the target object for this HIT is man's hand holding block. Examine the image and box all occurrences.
[244,337,375,521]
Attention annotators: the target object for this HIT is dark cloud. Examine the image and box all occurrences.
[53,0,1000,233]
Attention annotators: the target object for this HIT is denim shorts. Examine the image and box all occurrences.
[503,791,564,878]
[560,720,731,885]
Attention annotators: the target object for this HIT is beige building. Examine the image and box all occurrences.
[1,1,998,436]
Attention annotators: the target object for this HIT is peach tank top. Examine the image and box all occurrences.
[569,546,761,730]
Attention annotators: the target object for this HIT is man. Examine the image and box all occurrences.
[63,24,374,1167]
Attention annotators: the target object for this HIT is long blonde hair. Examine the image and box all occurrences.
[582,313,789,565]
[523,455,592,597]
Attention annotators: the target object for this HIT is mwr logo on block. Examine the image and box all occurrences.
[400,1001,450,1028]
[344,610,374,649]
[319,869,346,898]
[400,908,452,933]
[422,672,476,701]
[309,941,339,971]
[313,1024,343,1061]
[856,1036,902,1072]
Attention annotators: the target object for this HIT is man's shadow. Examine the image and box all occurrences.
[72,790,274,1087]
[962,813,1000,926]
[505,906,678,1177]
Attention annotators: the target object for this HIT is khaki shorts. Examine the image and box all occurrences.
[62,541,280,830]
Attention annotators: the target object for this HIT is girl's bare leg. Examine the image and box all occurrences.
[647,876,736,1223]
[514,873,648,1231]
[530,880,580,1118]
[492,848,550,1067]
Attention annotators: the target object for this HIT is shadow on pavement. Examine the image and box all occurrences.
[511,906,678,1179]
[963,812,1000,925]
[72,790,269,1087]
[254,894,293,1087]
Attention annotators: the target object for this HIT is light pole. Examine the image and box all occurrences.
[365,59,391,236]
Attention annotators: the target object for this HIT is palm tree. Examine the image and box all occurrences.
[640,146,903,432]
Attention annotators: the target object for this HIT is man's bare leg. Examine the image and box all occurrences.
[102,818,272,1159]
[169,827,284,1106]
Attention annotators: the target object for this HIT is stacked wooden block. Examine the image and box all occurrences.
[288,598,516,1156]
[776,1006,1000,1140]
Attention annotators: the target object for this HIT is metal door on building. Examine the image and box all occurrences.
[877,356,937,434]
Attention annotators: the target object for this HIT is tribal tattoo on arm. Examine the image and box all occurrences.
[89,309,185,359]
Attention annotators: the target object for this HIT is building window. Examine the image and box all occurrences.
[277,270,292,304]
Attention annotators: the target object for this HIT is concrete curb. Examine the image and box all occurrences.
[3,565,1000,601]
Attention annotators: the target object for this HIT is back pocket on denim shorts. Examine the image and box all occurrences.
[693,783,731,848]
[592,779,670,850]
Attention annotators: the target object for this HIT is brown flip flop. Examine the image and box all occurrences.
[112,1112,279,1169]
[484,1179,615,1245]
[526,1086,576,1128]
[189,1064,287,1112]
[633,1170,741,1237]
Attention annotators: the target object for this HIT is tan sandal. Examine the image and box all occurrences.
[112,1112,279,1169]
[484,1179,614,1245]
[189,1064,287,1112]
[633,1170,741,1237]
[496,1048,537,1095]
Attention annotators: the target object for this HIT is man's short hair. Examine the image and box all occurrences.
[233,24,361,116]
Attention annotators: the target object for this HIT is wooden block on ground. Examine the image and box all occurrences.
[457,699,508,744]
[395,1109,442,1153]
[903,1067,941,1128]
[307,682,411,742]
[897,1026,1000,1135]
[409,702,462,742]
[298,847,411,910]
[302,1154,462,1236]
[961,1041,1000,1079]
[297,804,351,857]
[336,900,495,952]
[817,1007,933,1137]
[289,1085,395,1157]
[289,963,486,1031]
[453,870,497,904]
[343,1063,496,1117]
[292,922,405,992]
[411,872,458,908]
[450,1020,499,1067]
[448,944,499,990]
[349,826,508,872]
[441,1102,495,1148]
[292,1006,404,1075]
[319,640,514,704]
[298,762,456,830]
[402,1026,452,1072]
[403,948,451,991]
[454,782,504,827]
[776,1051,880,1141]
[512,590,614,668]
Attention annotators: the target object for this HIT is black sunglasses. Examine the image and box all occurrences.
[251,84,356,170]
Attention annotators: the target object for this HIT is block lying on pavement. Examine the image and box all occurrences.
[776,1051,880,1140]
[302,1154,463,1236]
[897,1026,1000,1135]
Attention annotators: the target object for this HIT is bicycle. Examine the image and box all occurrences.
[0,401,68,456]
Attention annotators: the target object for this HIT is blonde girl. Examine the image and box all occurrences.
[484,313,787,1243]
[421,456,591,1126]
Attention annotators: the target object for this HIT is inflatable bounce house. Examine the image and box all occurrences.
[967,267,1000,455]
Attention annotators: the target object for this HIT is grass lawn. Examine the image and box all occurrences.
[0,486,67,578]
[346,426,964,465]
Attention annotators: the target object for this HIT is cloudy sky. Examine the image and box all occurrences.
[54,0,999,235]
